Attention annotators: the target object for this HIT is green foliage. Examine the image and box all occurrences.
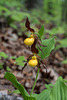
[0,0,67,27]
[44,26,67,51]
[38,38,55,59]
[63,0,67,24]
[36,77,67,100]
[56,38,67,50]
[11,11,30,22]
[0,52,8,59]
[45,83,54,89]
[62,59,67,64]
[36,26,55,60]
[45,26,65,36]
[35,25,45,41]
[38,25,45,40]
[4,72,67,100]
[0,63,3,69]
[4,72,36,100]
[0,0,30,30]
[9,56,16,59]
[58,38,67,45]
[0,0,67,33]
[0,52,27,69]
[13,89,20,94]
[0,6,10,16]
[55,44,67,50]
[15,56,26,66]
[0,0,23,9]
[43,0,62,25]
[6,66,11,71]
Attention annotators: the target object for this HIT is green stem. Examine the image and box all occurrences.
[30,68,40,96]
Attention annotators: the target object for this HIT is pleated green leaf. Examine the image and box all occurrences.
[38,38,55,59]
[4,72,36,100]
[36,77,67,100]
[4,72,67,100]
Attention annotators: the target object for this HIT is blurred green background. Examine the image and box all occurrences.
[0,0,67,28]
[0,0,67,56]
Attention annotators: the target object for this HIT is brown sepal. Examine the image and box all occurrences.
[25,17,35,33]
[31,39,38,54]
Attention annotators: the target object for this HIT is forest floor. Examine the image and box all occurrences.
[0,23,67,97]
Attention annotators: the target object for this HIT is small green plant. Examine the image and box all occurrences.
[3,18,67,100]
[0,52,8,59]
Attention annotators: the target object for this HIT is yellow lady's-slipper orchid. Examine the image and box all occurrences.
[28,56,38,67]
[24,34,34,46]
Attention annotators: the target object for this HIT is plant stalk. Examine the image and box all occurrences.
[30,68,40,96]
